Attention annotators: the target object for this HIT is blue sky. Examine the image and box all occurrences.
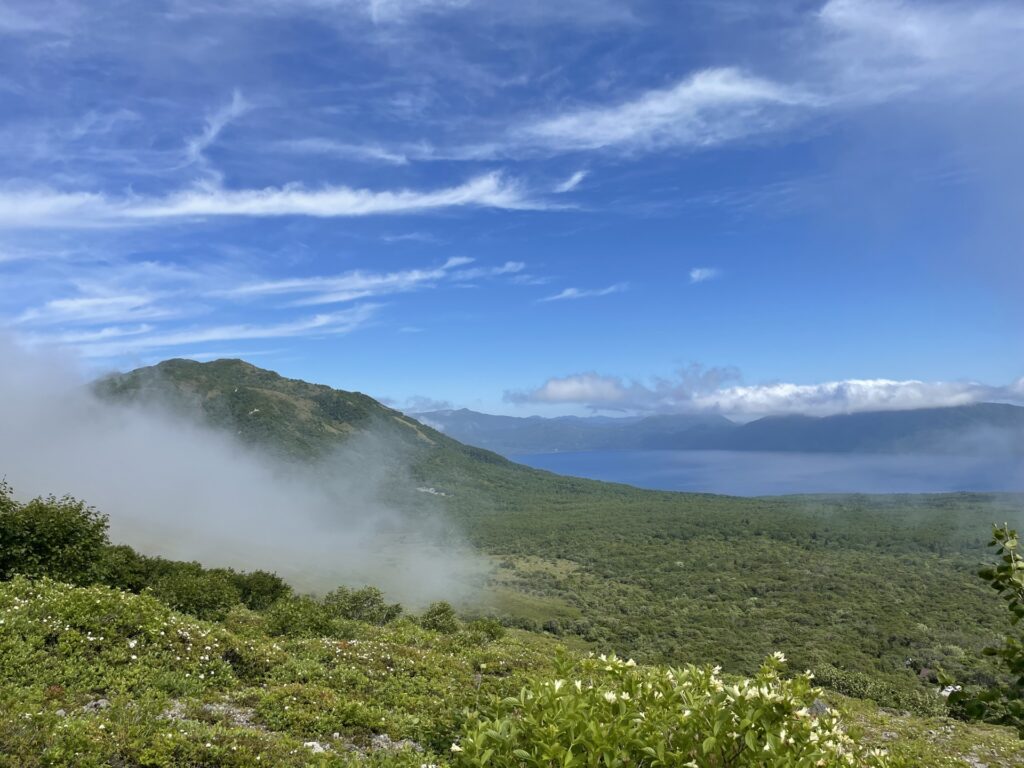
[1,0,1022,417]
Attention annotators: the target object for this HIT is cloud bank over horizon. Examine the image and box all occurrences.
[506,369,1024,419]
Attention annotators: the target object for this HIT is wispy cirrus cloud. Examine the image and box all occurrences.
[14,294,175,326]
[540,283,627,302]
[222,256,522,306]
[516,68,814,154]
[170,0,635,27]
[9,256,531,363]
[689,267,720,284]
[507,367,1024,417]
[275,137,412,166]
[22,304,382,359]
[264,0,1024,165]
[553,170,588,193]
[0,172,546,229]
[184,90,250,168]
[817,0,1024,101]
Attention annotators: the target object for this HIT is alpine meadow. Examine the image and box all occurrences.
[2,1,1024,767]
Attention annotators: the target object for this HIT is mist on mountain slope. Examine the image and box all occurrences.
[0,338,485,607]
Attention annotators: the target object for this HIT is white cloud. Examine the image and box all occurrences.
[15,294,172,326]
[689,267,720,284]
[553,170,588,193]
[28,304,381,359]
[276,138,411,165]
[508,372,630,405]
[7,255,531,364]
[35,324,157,345]
[506,368,1024,417]
[516,68,814,153]
[540,283,627,302]
[172,0,634,27]
[449,260,525,281]
[0,173,544,228]
[220,256,520,306]
[817,0,1024,100]
[185,90,249,166]
[128,172,540,218]
[270,1,1024,164]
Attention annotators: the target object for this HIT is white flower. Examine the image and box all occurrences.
[624,658,637,667]
[603,691,617,703]
[552,679,564,692]
[772,651,787,663]
[574,680,582,692]
[450,743,463,753]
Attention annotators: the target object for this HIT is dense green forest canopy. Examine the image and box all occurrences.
[2,482,1024,766]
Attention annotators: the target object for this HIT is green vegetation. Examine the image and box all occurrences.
[947,524,1024,734]
[0,480,108,584]
[456,652,889,768]
[0,356,989,764]
[95,361,1024,713]
[2,482,1023,765]
[458,489,1023,713]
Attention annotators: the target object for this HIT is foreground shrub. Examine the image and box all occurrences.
[420,600,460,633]
[324,585,402,624]
[228,568,292,611]
[947,523,1024,735]
[453,652,896,767]
[0,576,239,696]
[0,482,108,585]
[148,564,242,620]
[265,594,344,638]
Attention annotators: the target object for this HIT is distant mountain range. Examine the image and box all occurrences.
[414,404,1024,455]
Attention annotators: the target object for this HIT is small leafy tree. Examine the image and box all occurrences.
[148,563,241,620]
[264,594,341,637]
[0,481,109,584]
[420,600,459,633]
[947,524,1024,734]
[324,584,402,624]
[226,568,292,611]
[99,544,158,592]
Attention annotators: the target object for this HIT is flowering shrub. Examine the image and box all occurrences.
[453,652,897,768]
[0,576,240,696]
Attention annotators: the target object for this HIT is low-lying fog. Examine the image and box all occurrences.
[0,338,484,607]
[516,449,1024,496]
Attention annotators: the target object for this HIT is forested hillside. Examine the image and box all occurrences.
[94,359,1024,715]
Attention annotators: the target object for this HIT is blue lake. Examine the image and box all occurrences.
[512,450,1024,496]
